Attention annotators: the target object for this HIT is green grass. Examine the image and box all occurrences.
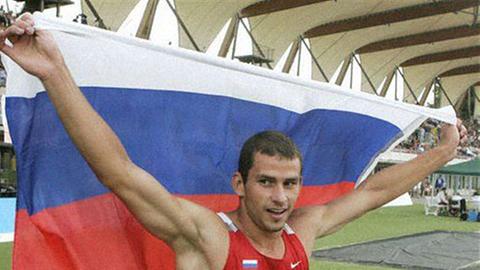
[0,242,12,270]
[0,204,478,270]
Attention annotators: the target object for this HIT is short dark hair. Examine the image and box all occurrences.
[238,131,302,183]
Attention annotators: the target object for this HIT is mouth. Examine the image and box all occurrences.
[266,208,287,220]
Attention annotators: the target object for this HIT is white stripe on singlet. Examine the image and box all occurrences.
[217,212,238,232]
[217,212,295,234]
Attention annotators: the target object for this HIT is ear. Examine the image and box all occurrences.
[298,176,303,193]
[231,172,245,197]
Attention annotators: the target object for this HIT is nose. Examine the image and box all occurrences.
[271,184,288,205]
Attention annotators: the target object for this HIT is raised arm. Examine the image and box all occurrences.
[1,14,228,262]
[292,121,467,253]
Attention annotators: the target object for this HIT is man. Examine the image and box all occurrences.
[435,176,446,194]
[434,187,450,216]
[0,14,467,269]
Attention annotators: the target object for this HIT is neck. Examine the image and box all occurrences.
[227,202,285,257]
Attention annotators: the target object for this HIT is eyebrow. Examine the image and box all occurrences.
[257,175,276,180]
[257,175,300,182]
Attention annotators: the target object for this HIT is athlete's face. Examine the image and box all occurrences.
[239,153,302,232]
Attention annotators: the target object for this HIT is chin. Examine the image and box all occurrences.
[262,226,284,233]
[270,226,284,233]
[264,221,286,233]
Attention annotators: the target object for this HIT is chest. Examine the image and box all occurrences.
[224,232,309,270]
[231,257,308,270]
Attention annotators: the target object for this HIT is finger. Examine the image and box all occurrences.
[456,118,462,128]
[441,123,454,132]
[12,14,35,35]
[0,27,24,49]
[0,31,16,59]
[439,123,448,131]
[0,41,14,58]
[15,19,34,33]
[14,22,33,36]
[0,25,25,40]
[18,12,34,23]
[22,18,35,30]
[458,127,467,142]
[460,126,467,137]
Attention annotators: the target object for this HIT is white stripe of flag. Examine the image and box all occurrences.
[242,259,258,269]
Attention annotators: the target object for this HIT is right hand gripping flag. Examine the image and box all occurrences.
[2,13,456,269]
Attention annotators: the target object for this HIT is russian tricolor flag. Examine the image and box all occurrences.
[242,259,258,269]
[2,13,455,269]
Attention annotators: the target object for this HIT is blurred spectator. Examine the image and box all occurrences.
[0,68,6,87]
[421,179,432,197]
[396,118,479,159]
[435,187,449,205]
[424,128,435,150]
[434,176,445,194]
[416,126,425,150]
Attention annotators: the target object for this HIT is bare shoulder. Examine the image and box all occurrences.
[173,198,231,269]
[289,205,328,227]
[287,188,374,255]
[287,205,328,255]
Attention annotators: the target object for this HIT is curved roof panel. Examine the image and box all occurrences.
[439,73,479,107]
[80,0,140,31]
[312,8,472,83]
[248,0,402,68]
[403,56,480,103]
[357,12,476,91]
[175,0,257,51]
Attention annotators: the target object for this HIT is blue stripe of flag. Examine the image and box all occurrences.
[6,87,401,215]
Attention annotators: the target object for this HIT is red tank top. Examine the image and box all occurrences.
[218,213,309,270]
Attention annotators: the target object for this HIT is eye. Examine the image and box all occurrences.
[284,180,298,188]
[258,178,273,185]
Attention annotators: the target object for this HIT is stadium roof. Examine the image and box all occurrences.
[80,0,480,112]
[80,0,140,31]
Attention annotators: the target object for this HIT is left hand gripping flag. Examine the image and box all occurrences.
[2,14,455,269]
